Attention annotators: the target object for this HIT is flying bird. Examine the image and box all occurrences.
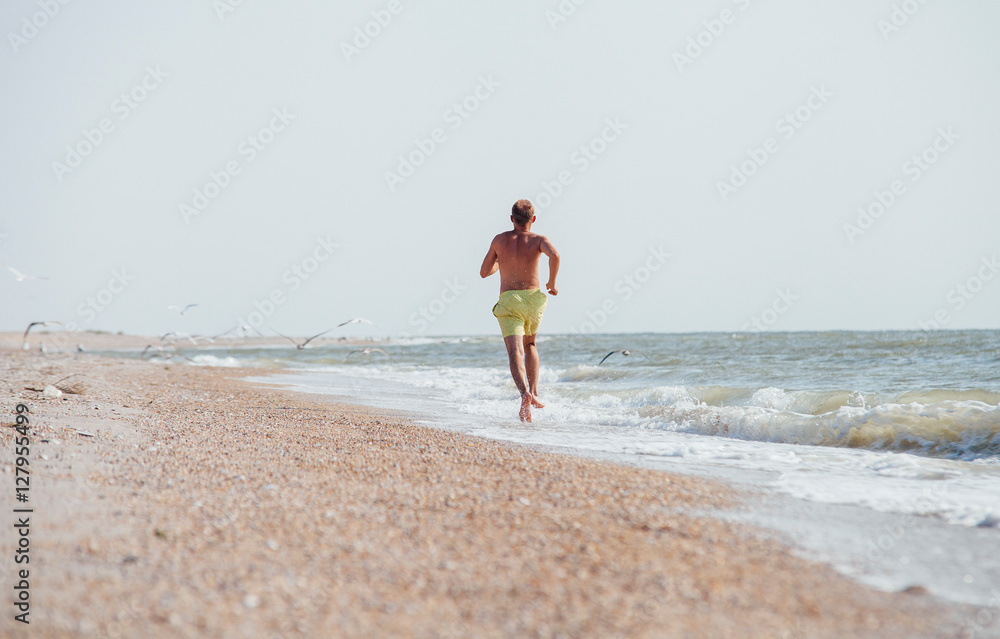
[22,321,62,349]
[146,352,194,363]
[5,265,49,282]
[141,344,169,357]
[167,304,199,315]
[598,350,653,366]
[141,344,193,362]
[272,328,332,350]
[338,317,373,328]
[213,324,256,339]
[160,332,213,345]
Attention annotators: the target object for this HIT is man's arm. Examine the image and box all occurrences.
[540,237,560,295]
[480,238,499,279]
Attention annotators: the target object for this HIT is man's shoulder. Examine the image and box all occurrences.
[523,232,548,246]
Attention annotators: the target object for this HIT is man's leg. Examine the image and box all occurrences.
[523,334,545,408]
[504,335,533,422]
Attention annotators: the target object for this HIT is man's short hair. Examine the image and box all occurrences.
[512,199,535,226]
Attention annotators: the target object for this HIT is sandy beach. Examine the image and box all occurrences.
[0,334,976,638]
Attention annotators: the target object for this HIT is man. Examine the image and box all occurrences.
[480,199,560,422]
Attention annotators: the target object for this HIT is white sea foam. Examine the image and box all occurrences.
[177,330,1000,529]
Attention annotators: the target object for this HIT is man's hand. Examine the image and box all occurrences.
[541,237,560,296]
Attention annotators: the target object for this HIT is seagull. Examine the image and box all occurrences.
[272,328,332,350]
[213,324,258,339]
[141,344,193,362]
[337,317,373,328]
[160,332,213,345]
[598,350,653,366]
[141,344,170,357]
[167,304,198,315]
[346,347,391,361]
[22,321,63,349]
[146,352,194,363]
[5,265,49,282]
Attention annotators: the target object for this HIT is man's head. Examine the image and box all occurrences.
[511,199,536,228]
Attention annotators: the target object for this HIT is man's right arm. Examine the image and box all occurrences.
[540,237,560,295]
[480,237,500,279]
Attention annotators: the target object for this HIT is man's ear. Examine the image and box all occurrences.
[531,216,537,223]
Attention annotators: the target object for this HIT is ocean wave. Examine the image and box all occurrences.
[537,383,1000,460]
[896,389,1000,405]
[189,354,284,369]
[558,365,633,382]
[647,398,1000,460]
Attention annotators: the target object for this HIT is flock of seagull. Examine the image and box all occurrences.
[18,301,389,363]
[9,265,653,366]
[21,315,646,366]
[141,308,387,363]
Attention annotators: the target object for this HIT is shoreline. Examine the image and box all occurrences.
[258,368,1000,610]
[0,344,982,637]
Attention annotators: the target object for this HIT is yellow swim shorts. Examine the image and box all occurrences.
[492,289,548,338]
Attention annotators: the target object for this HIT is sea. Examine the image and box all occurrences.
[127,330,1000,611]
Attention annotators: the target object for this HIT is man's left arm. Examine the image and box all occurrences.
[540,237,560,295]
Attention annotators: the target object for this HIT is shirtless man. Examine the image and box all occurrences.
[480,199,560,422]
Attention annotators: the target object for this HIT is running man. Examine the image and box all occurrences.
[480,199,560,422]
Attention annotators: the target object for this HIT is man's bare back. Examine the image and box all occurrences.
[480,199,560,422]
[488,230,559,294]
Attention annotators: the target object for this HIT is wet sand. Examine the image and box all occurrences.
[0,334,974,637]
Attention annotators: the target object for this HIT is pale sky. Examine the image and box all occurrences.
[2,0,999,338]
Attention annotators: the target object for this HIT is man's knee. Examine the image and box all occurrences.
[505,336,525,356]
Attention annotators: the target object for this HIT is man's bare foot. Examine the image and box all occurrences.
[530,394,545,408]
[519,394,533,422]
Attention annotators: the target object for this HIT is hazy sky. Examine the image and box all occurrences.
[2,0,999,338]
